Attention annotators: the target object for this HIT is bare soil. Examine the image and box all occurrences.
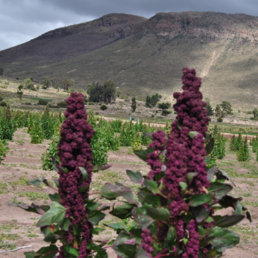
[0,129,257,257]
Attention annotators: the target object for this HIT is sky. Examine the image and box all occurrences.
[0,0,258,51]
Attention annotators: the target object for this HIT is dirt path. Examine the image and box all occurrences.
[0,128,55,257]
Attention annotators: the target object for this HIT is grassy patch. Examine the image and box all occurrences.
[0,233,19,241]
[0,182,8,194]
[18,191,49,200]
[0,221,19,232]
[0,239,16,250]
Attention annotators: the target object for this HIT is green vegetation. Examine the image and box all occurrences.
[145,93,161,108]
[87,80,116,103]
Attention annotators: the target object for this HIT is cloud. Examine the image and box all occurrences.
[0,0,257,51]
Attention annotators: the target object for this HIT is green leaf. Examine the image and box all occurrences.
[64,246,79,257]
[189,194,211,207]
[192,206,209,223]
[234,201,243,215]
[133,147,153,162]
[27,178,43,186]
[216,169,231,181]
[146,207,170,221]
[88,211,105,225]
[144,179,159,193]
[135,247,151,258]
[205,136,215,155]
[37,202,66,227]
[189,131,199,139]
[137,189,160,206]
[49,193,60,202]
[105,222,125,231]
[209,227,240,252]
[179,182,187,191]
[207,166,217,182]
[214,215,244,227]
[110,203,134,219]
[186,172,198,184]
[101,182,132,201]
[208,183,233,200]
[10,202,49,214]
[79,167,88,181]
[61,218,70,231]
[25,245,58,258]
[87,242,108,258]
[126,170,142,184]
[164,226,176,248]
[219,195,242,209]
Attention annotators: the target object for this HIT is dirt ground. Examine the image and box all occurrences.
[0,129,257,257]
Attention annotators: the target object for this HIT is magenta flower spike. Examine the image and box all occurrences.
[57,92,94,257]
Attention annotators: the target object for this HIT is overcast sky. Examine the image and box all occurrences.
[0,0,258,51]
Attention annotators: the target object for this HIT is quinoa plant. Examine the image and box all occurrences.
[24,93,107,257]
[101,68,250,257]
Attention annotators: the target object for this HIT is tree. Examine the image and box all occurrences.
[215,104,223,118]
[145,93,162,108]
[205,100,214,116]
[88,80,116,103]
[62,79,74,91]
[221,101,233,115]
[253,108,258,120]
[158,102,171,110]
[131,97,136,112]
[42,77,51,89]
[17,84,23,100]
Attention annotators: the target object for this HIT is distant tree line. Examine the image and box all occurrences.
[87,80,116,103]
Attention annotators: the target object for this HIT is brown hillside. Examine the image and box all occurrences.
[0,12,257,107]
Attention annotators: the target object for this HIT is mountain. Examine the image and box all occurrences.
[0,12,258,107]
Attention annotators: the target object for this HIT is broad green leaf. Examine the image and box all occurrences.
[186,172,198,184]
[192,206,209,223]
[105,222,125,231]
[137,189,160,206]
[207,167,217,182]
[101,182,132,201]
[25,245,58,258]
[135,247,151,258]
[49,193,60,202]
[88,211,105,225]
[110,203,134,219]
[146,207,170,221]
[219,195,241,209]
[144,179,159,193]
[208,183,232,200]
[27,178,43,186]
[79,167,88,181]
[133,147,153,162]
[214,215,244,227]
[189,131,199,139]
[37,202,66,227]
[209,227,240,252]
[179,182,187,191]
[189,194,211,207]
[126,170,142,184]
[64,246,79,257]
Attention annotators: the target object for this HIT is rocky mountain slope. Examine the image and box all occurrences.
[0,12,258,107]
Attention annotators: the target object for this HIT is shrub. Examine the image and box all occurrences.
[158,102,171,110]
[161,109,171,116]
[56,101,67,108]
[100,104,107,111]
[145,93,162,108]
[0,101,7,107]
[37,99,49,105]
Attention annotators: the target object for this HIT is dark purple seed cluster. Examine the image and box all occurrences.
[141,228,154,255]
[57,92,94,257]
[146,68,210,256]
[147,130,166,181]
[182,220,199,258]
